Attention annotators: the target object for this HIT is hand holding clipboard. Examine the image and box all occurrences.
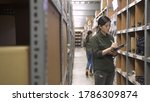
[110,40,126,51]
[112,44,126,51]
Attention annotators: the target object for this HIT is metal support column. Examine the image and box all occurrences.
[145,0,148,85]
[30,0,47,85]
[126,0,129,85]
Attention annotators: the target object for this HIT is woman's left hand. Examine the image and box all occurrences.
[108,50,118,56]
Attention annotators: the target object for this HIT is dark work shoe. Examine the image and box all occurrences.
[90,69,93,73]
[86,70,88,77]
[89,72,93,76]
[89,69,93,76]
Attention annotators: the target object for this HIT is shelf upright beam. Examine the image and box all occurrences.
[67,0,71,84]
[60,0,63,85]
[126,0,130,85]
[145,0,150,85]
[30,0,47,85]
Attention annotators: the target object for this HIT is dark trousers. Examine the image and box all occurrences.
[94,70,115,85]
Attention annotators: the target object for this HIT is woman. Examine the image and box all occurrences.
[90,16,118,85]
[83,30,93,77]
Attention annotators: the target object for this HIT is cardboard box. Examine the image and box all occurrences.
[0,46,29,84]
[131,37,135,53]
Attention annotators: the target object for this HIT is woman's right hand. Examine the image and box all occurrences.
[102,43,118,56]
[110,42,118,49]
[107,43,118,56]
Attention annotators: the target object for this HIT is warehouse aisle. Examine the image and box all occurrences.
[72,47,94,85]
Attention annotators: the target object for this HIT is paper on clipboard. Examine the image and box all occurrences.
[113,44,126,51]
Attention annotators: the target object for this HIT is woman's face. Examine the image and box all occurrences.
[99,21,111,34]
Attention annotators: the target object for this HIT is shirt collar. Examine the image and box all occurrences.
[97,30,109,38]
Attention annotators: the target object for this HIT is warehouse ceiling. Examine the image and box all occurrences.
[72,0,100,31]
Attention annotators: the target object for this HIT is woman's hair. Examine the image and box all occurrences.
[87,30,92,35]
[98,15,111,26]
[85,30,92,43]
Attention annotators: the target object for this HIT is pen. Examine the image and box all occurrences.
[110,40,114,43]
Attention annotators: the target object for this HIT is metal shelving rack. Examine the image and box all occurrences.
[48,0,74,85]
[66,0,75,84]
[115,0,150,85]
[0,0,74,85]
[30,0,75,85]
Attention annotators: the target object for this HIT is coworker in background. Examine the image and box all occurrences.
[90,16,118,85]
[83,30,93,77]
[92,11,99,36]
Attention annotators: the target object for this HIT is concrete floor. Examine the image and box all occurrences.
[72,47,94,85]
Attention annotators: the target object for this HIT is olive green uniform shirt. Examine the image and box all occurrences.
[90,30,115,72]
[83,34,92,52]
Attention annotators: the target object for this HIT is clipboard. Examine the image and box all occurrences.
[113,44,126,51]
